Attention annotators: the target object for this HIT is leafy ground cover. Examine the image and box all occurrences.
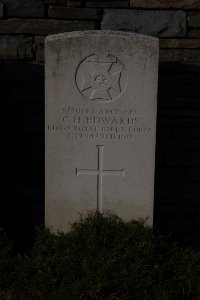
[0,211,200,300]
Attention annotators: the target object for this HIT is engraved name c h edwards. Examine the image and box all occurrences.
[62,115,137,125]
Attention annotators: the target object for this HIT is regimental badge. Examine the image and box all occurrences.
[75,52,128,103]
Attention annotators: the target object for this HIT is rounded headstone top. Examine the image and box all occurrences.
[45,30,158,44]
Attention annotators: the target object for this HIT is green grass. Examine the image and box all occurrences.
[1,211,200,300]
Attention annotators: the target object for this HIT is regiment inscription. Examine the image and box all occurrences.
[47,105,151,141]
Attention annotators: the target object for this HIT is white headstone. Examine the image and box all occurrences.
[45,31,159,231]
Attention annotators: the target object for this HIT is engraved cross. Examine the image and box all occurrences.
[76,145,125,211]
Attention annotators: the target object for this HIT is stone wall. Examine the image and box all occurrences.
[0,0,200,250]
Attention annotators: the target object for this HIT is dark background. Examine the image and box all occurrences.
[1,0,200,252]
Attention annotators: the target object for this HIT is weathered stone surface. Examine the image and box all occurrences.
[48,6,101,20]
[45,0,82,4]
[45,31,159,231]
[66,0,82,5]
[160,49,200,63]
[188,12,200,28]
[0,1,3,17]
[35,36,45,62]
[102,10,186,38]
[86,0,126,1]
[0,35,33,60]
[0,19,96,35]
[160,39,200,49]
[188,29,200,38]
[86,1,128,8]
[130,0,200,9]
[5,0,45,17]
